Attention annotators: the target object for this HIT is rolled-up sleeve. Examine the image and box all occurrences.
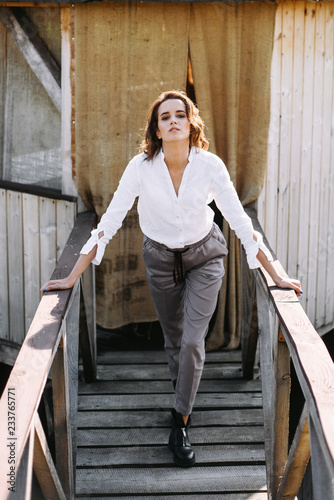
[80,156,141,265]
[212,159,273,269]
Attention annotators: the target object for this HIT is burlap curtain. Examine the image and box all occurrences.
[74,2,276,348]
[75,2,190,327]
[189,2,277,349]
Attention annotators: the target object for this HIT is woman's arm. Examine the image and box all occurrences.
[41,232,103,293]
[256,248,303,296]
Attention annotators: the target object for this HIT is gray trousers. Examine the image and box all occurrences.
[143,223,228,416]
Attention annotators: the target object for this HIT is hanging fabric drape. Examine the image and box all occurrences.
[74,1,277,345]
[189,1,277,349]
[75,2,190,327]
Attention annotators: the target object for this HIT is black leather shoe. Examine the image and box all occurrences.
[168,409,196,467]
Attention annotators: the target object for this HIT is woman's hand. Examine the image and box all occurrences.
[41,276,75,294]
[256,248,303,297]
[272,275,303,297]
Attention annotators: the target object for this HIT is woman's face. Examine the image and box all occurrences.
[156,99,191,146]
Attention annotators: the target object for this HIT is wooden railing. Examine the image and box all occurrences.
[0,212,96,500]
[242,208,334,500]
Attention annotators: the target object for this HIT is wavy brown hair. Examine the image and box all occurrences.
[140,90,209,160]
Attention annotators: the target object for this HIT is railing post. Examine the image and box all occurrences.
[79,264,97,383]
[256,276,291,499]
[309,415,334,500]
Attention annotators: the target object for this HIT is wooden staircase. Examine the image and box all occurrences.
[76,349,267,499]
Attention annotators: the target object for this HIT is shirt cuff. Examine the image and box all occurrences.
[246,230,273,269]
[80,229,109,265]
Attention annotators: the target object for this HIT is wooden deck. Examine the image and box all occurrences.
[76,349,267,499]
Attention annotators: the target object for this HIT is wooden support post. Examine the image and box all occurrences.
[0,8,61,112]
[277,405,310,499]
[309,415,334,500]
[256,276,278,500]
[240,243,258,380]
[33,415,66,500]
[65,282,80,488]
[9,426,34,500]
[272,328,291,498]
[52,325,74,500]
[79,265,97,383]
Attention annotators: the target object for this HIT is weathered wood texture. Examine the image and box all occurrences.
[0,212,96,500]
[256,250,334,498]
[0,7,61,189]
[258,1,334,332]
[76,349,267,498]
[0,188,76,349]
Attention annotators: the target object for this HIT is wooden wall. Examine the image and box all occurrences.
[258,1,334,332]
[0,188,76,346]
[0,7,61,189]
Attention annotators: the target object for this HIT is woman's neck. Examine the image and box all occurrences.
[162,141,190,170]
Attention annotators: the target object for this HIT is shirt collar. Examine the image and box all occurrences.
[159,146,195,164]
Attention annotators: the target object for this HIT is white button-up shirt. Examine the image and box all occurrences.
[80,147,272,268]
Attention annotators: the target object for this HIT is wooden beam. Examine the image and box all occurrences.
[34,414,67,500]
[277,405,310,499]
[79,265,97,383]
[0,7,61,112]
[52,326,74,500]
[0,213,95,500]
[272,328,291,498]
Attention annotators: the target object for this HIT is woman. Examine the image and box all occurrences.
[42,90,302,467]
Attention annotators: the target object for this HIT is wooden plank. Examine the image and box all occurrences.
[276,0,294,270]
[78,379,262,395]
[56,200,76,261]
[256,276,280,498]
[0,213,95,499]
[0,189,9,340]
[0,7,61,111]
[22,193,40,334]
[274,301,334,463]
[319,3,334,328]
[0,180,77,202]
[39,197,57,286]
[240,243,258,379]
[10,425,35,500]
[272,329,290,497]
[52,326,74,500]
[287,1,304,280]
[258,1,282,250]
[278,405,310,499]
[298,1,316,322]
[309,414,334,500]
[77,443,265,467]
[77,409,264,428]
[95,349,242,365]
[66,283,80,488]
[7,190,25,344]
[77,392,262,411]
[77,426,265,447]
[33,414,67,500]
[61,6,79,201]
[75,466,267,496]
[95,364,243,381]
[308,2,326,327]
[75,495,268,500]
[79,265,97,383]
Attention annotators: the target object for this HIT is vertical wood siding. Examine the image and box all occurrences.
[258,1,334,330]
[0,189,76,345]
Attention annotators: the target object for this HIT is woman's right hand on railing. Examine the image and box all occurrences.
[41,276,75,294]
[41,245,98,294]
